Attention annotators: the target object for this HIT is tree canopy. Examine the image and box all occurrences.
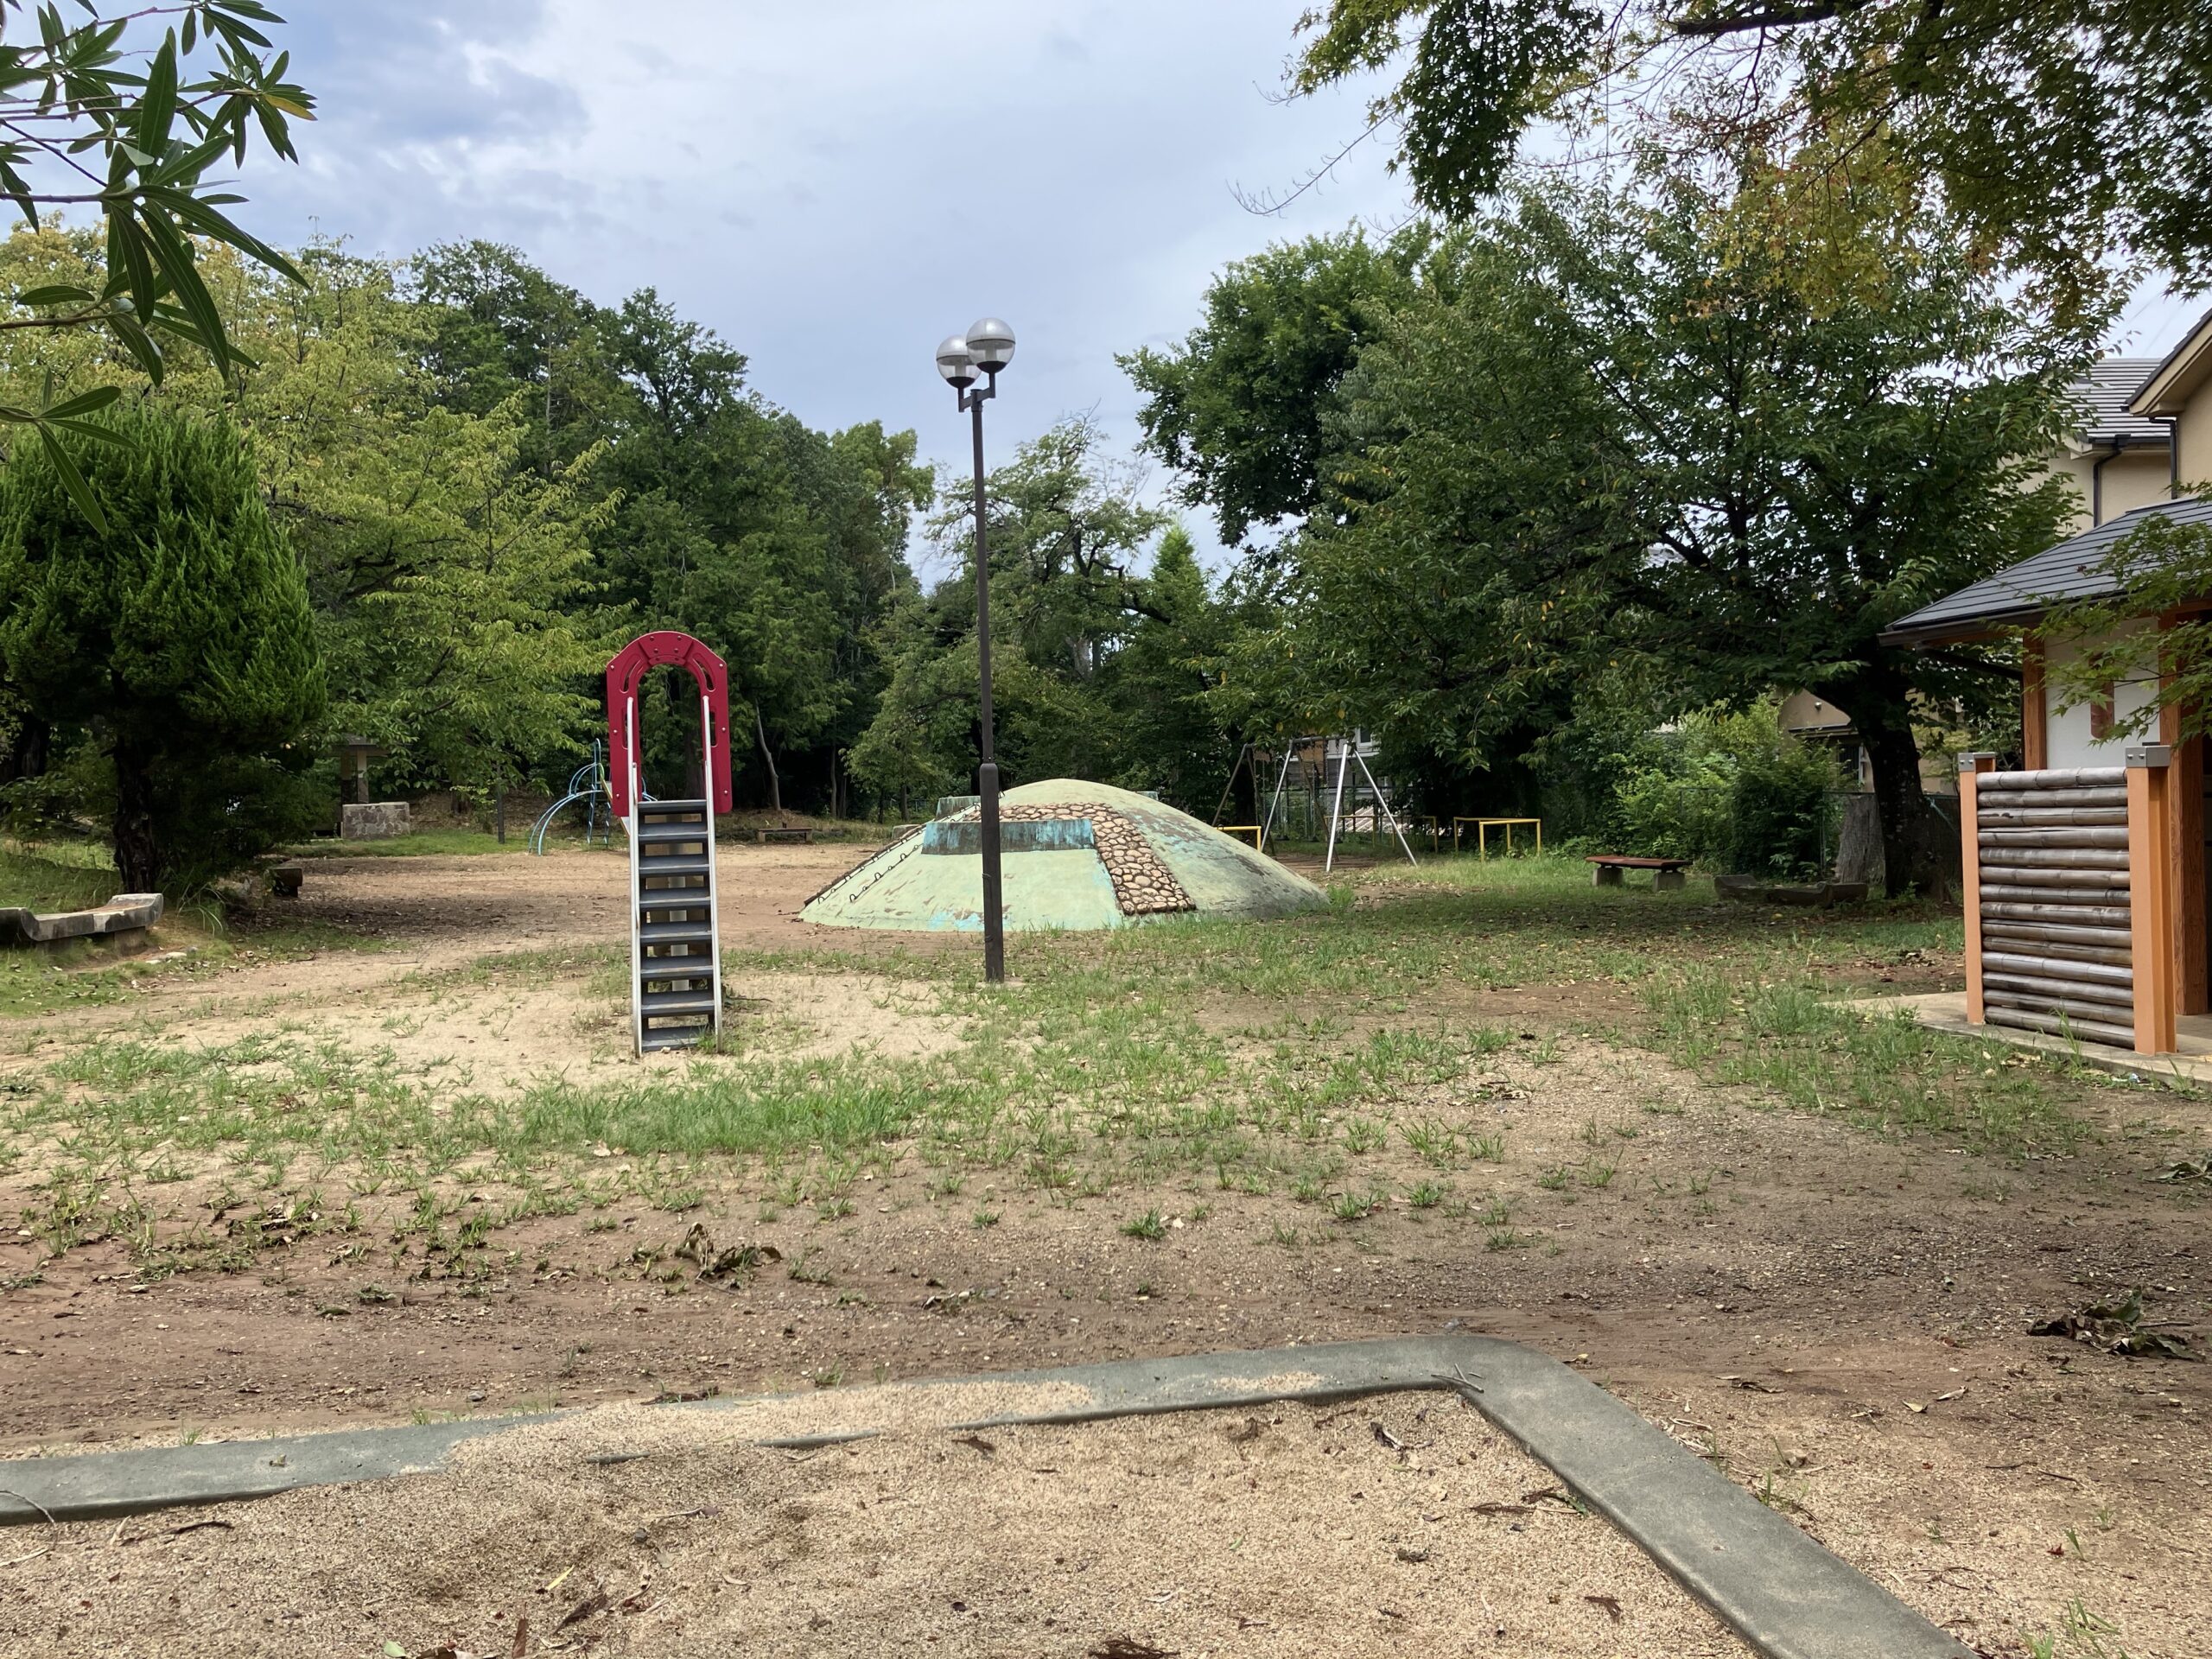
[1290,0,2212,315]
[0,1,314,523]
[1139,152,2086,893]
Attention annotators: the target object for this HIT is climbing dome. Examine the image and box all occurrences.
[802,779,1325,933]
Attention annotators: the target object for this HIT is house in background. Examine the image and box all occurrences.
[1882,309,2212,1055]
[2048,357,2174,533]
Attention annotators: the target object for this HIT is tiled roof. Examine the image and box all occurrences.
[1882,496,2212,643]
[2073,359,2167,444]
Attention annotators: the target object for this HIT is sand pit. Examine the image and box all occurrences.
[0,1389,1745,1658]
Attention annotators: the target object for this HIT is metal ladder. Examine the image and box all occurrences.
[630,796,722,1052]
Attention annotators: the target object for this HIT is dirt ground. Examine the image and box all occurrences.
[0,1391,1752,1659]
[0,844,2208,1657]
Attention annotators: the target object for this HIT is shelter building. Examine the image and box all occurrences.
[1884,312,2212,1054]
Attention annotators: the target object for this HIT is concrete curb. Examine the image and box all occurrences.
[0,1335,1965,1659]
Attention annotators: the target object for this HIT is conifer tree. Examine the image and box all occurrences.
[0,401,325,891]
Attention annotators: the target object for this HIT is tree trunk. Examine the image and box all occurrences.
[754,706,783,817]
[1832,793,1885,888]
[1853,706,1957,901]
[111,736,162,893]
[0,716,48,786]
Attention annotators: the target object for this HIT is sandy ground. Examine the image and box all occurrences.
[0,846,2206,1656]
[0,1392,1746,1659]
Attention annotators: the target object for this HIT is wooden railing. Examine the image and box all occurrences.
[1959,749,2175,1053]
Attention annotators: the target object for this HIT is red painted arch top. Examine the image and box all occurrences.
[606,631,733,817]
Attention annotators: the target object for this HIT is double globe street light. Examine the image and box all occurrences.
[936,318,1016,982]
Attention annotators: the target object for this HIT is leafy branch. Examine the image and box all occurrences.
[0,1,312,526]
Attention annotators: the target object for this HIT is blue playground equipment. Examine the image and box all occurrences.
[530,741,644,854]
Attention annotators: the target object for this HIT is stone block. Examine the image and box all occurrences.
[341,801,411,841]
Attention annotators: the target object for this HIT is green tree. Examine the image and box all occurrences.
[1103,527,1249,812]
[0,399,323,890]
[1121,228,1426,548]
[1288,0,2212,315]
[850,416,1177,802]
[1198,159,2082,894]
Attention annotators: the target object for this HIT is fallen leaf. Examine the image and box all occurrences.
[1088,1641,1178,1659]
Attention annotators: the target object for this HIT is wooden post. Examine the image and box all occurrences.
[2022,635,2049,769]
[1959,753,1997,1026]
[2158,616,2205,1014]
[2127,746,2177,1054]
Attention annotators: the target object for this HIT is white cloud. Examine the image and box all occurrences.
[239,1,1414,563]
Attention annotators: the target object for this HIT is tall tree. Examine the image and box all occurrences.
[0,400,323,890]
[1121,228,1427,549]
[850,416,1181,802]
[1253,161,2083,895]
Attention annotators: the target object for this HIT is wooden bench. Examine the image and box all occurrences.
[759,826,814,845]
[1586,855,1691,891]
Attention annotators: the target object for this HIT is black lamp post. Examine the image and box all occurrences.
[936,317,1015,982]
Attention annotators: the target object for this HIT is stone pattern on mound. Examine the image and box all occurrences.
[950,803,1194,917]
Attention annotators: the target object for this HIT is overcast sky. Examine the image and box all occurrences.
[228,2,1409,567]
[231,2,2203,568]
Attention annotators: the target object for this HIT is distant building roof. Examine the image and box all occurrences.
[2074,358,2168,445]
[1882,496,2212,645]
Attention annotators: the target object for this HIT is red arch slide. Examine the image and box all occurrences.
[605,631,733,817]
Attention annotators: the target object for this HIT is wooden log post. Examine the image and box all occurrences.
[1959,753,1997,1026]
[2126,746,2177,1055]
[2022,635,2049,770]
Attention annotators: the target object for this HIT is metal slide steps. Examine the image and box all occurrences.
[632,798,722,1052]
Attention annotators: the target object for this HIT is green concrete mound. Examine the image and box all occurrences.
[802,779,1325,933]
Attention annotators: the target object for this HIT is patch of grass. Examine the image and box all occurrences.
[970,1208,1000,1230]
[1647,972,2095,1157]
[1120,1209,1167,1241]
[1326,1189,1382,1223]
[1406,1179,1446,1209]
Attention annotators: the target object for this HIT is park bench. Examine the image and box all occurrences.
[759,826,814,845]
[270,861,305,898]
[1586,854,1691,890]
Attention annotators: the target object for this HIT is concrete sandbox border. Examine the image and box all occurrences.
[0,1334,1966,1659]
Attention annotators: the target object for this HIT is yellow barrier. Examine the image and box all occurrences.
[1452,816,1542,857]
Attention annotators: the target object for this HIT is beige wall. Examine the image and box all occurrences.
[1777,690,1851,731]
[2043,622,2159,770]
[2182,406,2212,494]
[2050,447,2174,532]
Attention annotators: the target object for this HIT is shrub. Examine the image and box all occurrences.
[1604,709,1840,876]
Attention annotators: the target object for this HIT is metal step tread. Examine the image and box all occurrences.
[640,1027,710,1052]
[639,798,708,817]
[640,920,715,945]
[636,823,710,845]
[639,851,712,872]
[640,987,718,1016]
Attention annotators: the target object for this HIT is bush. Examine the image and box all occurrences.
[1604,710,1840,876]
[1723,734,1842,879]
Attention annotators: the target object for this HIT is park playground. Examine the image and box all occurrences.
[0,830,2202,1656]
